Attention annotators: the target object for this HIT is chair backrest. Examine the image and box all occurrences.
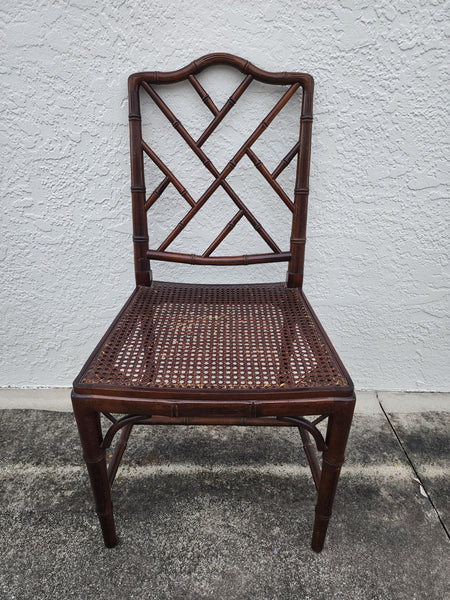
[128,53,314,288]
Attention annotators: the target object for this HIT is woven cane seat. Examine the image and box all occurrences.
[76,282,351,396]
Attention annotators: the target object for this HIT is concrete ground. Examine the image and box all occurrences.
[0,390,448,600]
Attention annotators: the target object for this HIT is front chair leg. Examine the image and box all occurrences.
[312,400,355,552]
[73,403,117,548]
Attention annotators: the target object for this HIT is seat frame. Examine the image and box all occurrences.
[72,53,355,553]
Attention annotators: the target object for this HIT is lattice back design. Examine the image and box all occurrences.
[128,54,314,288]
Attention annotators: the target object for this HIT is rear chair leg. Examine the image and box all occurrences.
[312,400,355,552]
[73,403,117,548]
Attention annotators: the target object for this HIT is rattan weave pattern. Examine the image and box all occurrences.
[80,282,348,391]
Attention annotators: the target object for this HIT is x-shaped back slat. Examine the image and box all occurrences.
[143,74,253,213]
[188,75,295,212]
[141,75,301,257]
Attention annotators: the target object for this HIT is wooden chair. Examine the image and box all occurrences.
[72,53,355,553]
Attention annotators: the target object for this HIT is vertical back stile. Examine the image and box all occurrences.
[287,76,314,288]
[128,75,151,286]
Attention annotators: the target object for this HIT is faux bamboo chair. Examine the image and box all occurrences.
[72,53,355,553]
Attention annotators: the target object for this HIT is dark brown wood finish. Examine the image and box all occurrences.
[72,53,355,553]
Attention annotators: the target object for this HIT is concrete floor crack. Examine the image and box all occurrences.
[376,391,450,540]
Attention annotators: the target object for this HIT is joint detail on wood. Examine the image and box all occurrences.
[322,457,346,469]
[277,415,328,452]
[83,454,106,465]
[101,414,150,449]
[314,510,331,522]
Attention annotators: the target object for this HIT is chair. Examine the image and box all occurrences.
[72,53,355,553]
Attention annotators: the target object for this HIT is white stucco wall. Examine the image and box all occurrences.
[1,0,449,390]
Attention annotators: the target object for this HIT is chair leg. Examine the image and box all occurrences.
[311,400,355,552]
[73,404,117,548]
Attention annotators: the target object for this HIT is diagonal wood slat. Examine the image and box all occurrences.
[144,176,171,211]
[202,209,245,257]
[188,74,220,115]
[245,148,294,212]
[195,74,253,146]
[141,141,196,208]
[272,140,301,180]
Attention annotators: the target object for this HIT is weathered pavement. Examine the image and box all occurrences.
[0,391,448,599]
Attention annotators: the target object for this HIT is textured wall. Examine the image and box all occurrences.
[1,0,449,390]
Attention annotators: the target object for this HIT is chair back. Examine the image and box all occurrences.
[128,53,314,288]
